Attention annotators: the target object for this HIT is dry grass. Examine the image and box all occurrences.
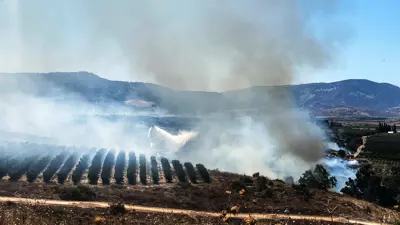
[0,170,399,224]
[0,170,399,223]
[0,202,225,225]
[0,202,366,225]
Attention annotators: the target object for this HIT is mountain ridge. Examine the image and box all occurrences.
[1,72,399,117]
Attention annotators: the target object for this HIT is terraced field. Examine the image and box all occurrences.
[0,141,211,185]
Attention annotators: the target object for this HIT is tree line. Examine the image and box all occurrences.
[377,121,397,133]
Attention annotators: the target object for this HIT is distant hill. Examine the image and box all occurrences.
[1,72,400,117]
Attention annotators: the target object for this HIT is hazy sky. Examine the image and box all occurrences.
[0,0,399,89]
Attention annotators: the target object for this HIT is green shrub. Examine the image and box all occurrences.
[292,183,313,201]
[43,151,70,183]
[150,156,159,184]
[57,153,80,184]
[127,152,137,185]
[71,152,92,185]
[184,162,197,184]
[26,155,52,183]
[240,175,254,184]
[172,160,187,182]
[139,154,147,185]
[9,155,39,182]
[160,157,172,183]
[87,149,107,185]
[196,164,211,183]
[101,150,116,185]
[114,151,126,184]
[298,164,337,190]
[109,203,126,215]
[58,185,96,201]
[230,180,246,191]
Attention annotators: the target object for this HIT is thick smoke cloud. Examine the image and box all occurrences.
[0,0,348,91]
[0,0,351,181]
[175,114,326,179]
[0,92,152,152]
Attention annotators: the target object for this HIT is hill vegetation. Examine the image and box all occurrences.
[2,72,400,117]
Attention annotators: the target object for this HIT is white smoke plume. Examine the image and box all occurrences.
[0,93,146,151]
[0,0,353,182]
[148,125,198,157]
[324,158,359,192]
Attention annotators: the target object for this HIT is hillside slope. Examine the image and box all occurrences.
[1,72,399,117]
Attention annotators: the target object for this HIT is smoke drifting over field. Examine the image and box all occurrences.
[0,94,149,151]
[0,0,352,182]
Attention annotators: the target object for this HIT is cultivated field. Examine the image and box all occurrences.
[1,134,400,224]
[0,142,211,186]
[331,120,400,160]
[362,133,400,160]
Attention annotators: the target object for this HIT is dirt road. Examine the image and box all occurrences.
[354,136,368,157]
[0,196,389,225]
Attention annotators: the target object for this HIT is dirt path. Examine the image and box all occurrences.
[0,196,389,225]
[354,136,368,157]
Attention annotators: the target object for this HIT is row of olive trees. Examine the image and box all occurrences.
[0,148,212,185]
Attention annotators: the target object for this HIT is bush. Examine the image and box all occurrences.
[109,203,126,215]
[241,175,254,185]
[26,155,53,183]
[9,155,39,182]
[71,152,92,185]
[172,160,187,182]
[150,156,159,184]
[298,164,337,190]
[114,151,126,184]
[231,180,246,191]
[196,163,211,183]
[42,151,70,183]
[292,183,313,200]
[161,157,172,183]
[184,162,197,184]
[58,185,96,201]
[254,176,267,192]
[57,153,80,184]
[337,150,346,158]
[127,152,137,185]
[139,154,147,185]
[101,150,116,185]
[88,149,107,185]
